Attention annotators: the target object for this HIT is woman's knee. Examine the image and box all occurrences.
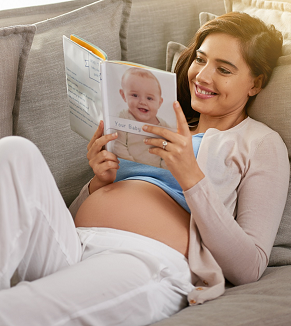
[0,136,41,165]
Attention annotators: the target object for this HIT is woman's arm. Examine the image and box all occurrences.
[185,131,289,285]
[143,102,289,285]
[69,180,91,219]
[69,121,120,218]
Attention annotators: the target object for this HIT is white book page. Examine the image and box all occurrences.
[63,36,103,141]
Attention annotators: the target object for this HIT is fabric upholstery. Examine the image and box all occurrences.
[0,25,36,138]
[127,0,225,70]
[11,0,132,206]
[152,266,291,326]
[0,0,96,27]
[224,0,291,55]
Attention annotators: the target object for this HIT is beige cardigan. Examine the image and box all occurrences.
[70,117,290,306]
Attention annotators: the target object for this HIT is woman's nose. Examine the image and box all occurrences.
[196,64,213,84]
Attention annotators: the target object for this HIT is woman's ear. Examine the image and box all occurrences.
[248,74,264,97]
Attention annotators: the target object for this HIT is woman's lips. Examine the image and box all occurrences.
[195,84,217,99]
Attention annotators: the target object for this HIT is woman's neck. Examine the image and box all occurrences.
[191,110,248,135]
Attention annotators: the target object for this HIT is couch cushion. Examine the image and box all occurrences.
[0,25,36,138]
[152,266,291,326]
[14,0,132,206]
[224,0,291,55]
[0,0,96,27]
[127,0,225,70]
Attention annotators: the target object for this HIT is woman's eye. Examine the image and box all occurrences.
[218,67,231,75]
[195,57,204,64]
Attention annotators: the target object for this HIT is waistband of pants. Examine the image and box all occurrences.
[77,227,190,274]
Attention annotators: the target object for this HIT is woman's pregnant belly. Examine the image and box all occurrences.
[74,180,190,257]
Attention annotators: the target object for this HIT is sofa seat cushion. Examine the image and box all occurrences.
[151,266,291,326]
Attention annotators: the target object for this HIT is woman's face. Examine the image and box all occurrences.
[188,33,260,120]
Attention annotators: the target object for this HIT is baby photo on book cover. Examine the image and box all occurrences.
[102,64,177,168]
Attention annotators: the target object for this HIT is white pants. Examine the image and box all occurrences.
[0,136,194,326]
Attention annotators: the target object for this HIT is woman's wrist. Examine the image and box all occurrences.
[88,175,111,194]
[180,169,205,192]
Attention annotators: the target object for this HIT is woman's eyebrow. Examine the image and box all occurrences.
[196,49,239,71]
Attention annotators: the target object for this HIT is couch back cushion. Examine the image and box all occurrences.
[126,0,225,70]
[0,0,96,27]
[224,0,291,55]
[0,25,35,138]
[1,0,132,206]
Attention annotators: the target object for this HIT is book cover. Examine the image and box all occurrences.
[63,35,177,168]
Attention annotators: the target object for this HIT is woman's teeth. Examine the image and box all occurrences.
[197,87,215,95]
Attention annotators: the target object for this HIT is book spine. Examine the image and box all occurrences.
[100,62,113,152]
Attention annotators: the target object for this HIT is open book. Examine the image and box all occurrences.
[63,35,177,169]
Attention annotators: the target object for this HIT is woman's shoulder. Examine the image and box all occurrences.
[214,116,283,145]
[203,117,287,157]
[244,117,275,134]
[241,117,285,147]
[232,117,288,162]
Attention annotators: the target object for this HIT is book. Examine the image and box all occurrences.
[63,34,177,169]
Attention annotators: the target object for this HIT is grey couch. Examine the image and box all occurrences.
[1,0,291,325]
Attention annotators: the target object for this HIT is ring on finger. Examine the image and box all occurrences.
[162,140,168,150]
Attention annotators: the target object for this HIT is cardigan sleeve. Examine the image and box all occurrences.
[69,180,91,219]
[185,131,290,286]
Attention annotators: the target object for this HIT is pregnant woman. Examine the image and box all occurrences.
[0,12,289,326]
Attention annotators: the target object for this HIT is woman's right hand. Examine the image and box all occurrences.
[87,121,119,194]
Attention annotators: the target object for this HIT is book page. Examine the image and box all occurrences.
[63,35,103,141]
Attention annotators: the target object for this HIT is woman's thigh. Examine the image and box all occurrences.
[0,249,190,326]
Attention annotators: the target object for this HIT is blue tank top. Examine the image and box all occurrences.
[114,133,204,213]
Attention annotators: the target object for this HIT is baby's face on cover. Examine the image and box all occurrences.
[120,74,163,124]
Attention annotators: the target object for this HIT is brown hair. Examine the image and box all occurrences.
[175,12,283,122]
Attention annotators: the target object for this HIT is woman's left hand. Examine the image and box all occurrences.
[143,101,204,191]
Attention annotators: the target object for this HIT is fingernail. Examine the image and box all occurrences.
[174,101,179,109]
[112,132,118,137]
[143,138,148,143]
[143,125,148,131]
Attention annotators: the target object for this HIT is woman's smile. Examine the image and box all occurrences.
[195,84,217,98]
